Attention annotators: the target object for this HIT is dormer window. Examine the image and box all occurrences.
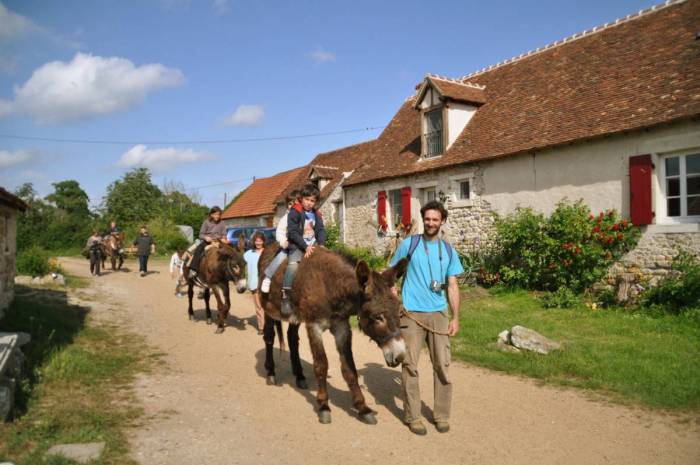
[414,75,486,160]
[425,109,444,157]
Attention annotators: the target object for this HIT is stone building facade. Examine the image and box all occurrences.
[0,188,28,320]
[341,1,700,287]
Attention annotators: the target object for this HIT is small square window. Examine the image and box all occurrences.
[421,187,436,204]
[459,180,470,200]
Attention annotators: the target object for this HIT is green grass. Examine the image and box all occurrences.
[0,287,152,465]
[453,287,700,411]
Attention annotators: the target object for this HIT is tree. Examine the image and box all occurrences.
[104,168,162,225]
[46,180,90,217]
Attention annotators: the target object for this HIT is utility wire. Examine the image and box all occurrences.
[0,126,384,146]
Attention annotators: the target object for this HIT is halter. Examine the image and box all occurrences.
[374,328,402,346]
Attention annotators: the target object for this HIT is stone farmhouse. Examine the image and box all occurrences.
[228,0,699,282]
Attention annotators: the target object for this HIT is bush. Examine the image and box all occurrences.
[483,200,640,292]
[539,287,580,308]
[325,223,340,250]
[640,249,700,315]
[16,246,51,277]
[124,218,189,256]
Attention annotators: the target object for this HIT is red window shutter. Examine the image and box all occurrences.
[629,154,653,225]
[401,187,412,226]
[377,191,387,229]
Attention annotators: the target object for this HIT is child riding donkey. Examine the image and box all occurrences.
[283,184,326,317]
[185,206,228,280]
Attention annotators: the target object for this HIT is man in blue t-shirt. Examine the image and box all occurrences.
[389,200,463,436]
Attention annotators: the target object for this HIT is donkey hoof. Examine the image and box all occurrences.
[188,314,193,321]
[295,378,308,390]
[266,375,277,386]
[318,410,331,424]
[206,318,212,325]
[359,412,377,425]
[215,326,224,334]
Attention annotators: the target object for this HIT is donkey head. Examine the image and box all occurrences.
[355,258,408,367]
[222,240,247,293]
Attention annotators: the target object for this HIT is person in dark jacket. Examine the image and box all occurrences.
[187,206,227,278]
[281,183,325,317]
[133,225,156,277]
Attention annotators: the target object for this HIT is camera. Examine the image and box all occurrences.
[430,280,447,293]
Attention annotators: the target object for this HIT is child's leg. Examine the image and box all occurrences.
[264,250,288,278]
[282,249,303,290]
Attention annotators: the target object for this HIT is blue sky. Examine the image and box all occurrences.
[0,0,661,209]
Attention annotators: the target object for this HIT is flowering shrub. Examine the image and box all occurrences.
[481,200,640,292]
[640,249,700,316]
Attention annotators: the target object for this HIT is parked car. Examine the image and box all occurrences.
[226,226,276,250]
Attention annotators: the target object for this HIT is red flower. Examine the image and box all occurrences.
[599,212,604,218]
[588,214,594,220]
[592,225,601,233]
[576,247,582,254]
[607,237,614,244]
[622,220,629,228]
[596,217,602,224]
[612,224,620,231]
[617,233,624,240]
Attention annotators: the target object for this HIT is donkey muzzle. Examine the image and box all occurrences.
[382,337,406,368]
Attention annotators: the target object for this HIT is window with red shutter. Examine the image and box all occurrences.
[377,191,387,230]
[629,154,653,225]
[401,187,412,227]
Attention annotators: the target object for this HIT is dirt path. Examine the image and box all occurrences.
[60,257,699,465]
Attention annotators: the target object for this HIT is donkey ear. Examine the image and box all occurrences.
[382,257,408,286]
[237,234,246,252]
[355,260,371,290]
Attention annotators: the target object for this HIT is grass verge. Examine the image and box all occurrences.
[453,286,700,411]
[0,285,151,464]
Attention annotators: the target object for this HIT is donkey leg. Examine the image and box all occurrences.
[306,322,331,424]
[287,323,307,389]
[263,315,277,385]
[211,287,227,333]
[331,320,376,424]
[187,284,195,320]
[204,288,212,325]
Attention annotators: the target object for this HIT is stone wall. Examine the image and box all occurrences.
[604,225,700,299]
[344,164,497,254]
[0,205,18,320]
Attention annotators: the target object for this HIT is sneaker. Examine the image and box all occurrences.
[140,271,146,277]
[260,277,271,293]
[435,421,450,433]
[408,420,427,436]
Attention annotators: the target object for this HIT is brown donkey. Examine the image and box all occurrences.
[182,239,248,333]
[259,246,408,424]
[101,233,124,271]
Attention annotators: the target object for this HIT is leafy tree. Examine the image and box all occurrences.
[104,168,162,225]
[45,180,90,217]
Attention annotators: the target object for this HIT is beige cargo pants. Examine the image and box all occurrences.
[400,310,452,424]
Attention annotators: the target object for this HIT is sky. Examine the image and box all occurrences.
[0,0,663,209]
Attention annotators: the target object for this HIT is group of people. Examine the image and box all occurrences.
[89,181,464,435]
[86,221,156,277]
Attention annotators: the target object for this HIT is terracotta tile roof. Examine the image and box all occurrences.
[0,187,28,211]
[418,76,487,106]
[277,139,376,203]
[222,166,307,219]
[346,0,700,186]
[309,166,340,179]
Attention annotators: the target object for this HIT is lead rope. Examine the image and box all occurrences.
[400,307,451,336]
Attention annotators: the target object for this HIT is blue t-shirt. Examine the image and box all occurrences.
[243,249,262,291]
[390,236,464,312]
[303,211,317,246]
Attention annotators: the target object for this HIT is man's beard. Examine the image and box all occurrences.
[424,225,440,238]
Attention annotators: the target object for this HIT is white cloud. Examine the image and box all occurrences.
[0,2,40,42]
[310,47,336,64]
[222,104,265,127]
[10,52,185,124]
[0,149,38,169]
[212,0,231,15]
[117,145,213,173]
[0,99,11,118]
